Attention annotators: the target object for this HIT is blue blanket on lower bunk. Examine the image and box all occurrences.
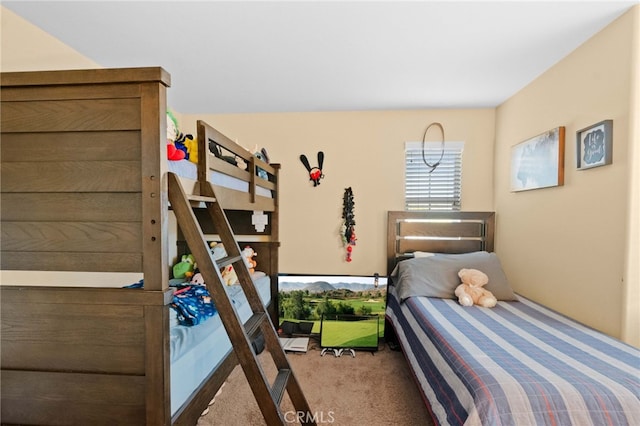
[124,279,216,326]
[170,284,216,326]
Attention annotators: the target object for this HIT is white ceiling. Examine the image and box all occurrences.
[4,1,638,114]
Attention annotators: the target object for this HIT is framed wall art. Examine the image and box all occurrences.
[576,119,613,170]
[510,126,565,192]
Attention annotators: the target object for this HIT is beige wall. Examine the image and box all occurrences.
[0,7,99,71]
[494,8,638,343]
[181,110,496,276]
[622,5,640,346]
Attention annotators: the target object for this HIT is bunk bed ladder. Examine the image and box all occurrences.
[167,172,315,426]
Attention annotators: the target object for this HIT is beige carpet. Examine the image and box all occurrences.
[197,340,434,426]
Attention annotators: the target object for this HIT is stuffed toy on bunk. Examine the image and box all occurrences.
[173,254,196,279]
[167,111,185,161]
[220,245,258,285]
[251,145,270,180]
[166,110,197,162]
[210,242,228,260]
[454,268,497,308]
[167,141,185,161]
[235,156,248,171]
[221,264,239,286]
[190,271,205,285]
[242,245,258,274]
[174,132,198,164]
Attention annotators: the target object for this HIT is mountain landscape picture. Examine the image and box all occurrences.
[277,275,387,338]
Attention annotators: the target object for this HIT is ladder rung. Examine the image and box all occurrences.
[217,255,243,268]
[244,312,266,337]
[186,194,217,203]
[270,369,291,405]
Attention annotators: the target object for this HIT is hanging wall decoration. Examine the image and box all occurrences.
[299,151,324,186]
[341,187,356,262]
[576,120,613,170]
[511,127,565,192]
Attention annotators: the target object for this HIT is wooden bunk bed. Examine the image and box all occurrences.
[0,67,282,425]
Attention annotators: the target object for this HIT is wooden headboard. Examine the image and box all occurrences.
[387,211,495,274]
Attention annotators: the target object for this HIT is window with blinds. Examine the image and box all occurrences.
[405,141,464,211]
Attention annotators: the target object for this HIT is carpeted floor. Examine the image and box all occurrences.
[197,339,433,426]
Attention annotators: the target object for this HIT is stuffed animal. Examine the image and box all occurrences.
[167,111,185,161]
[221,265,238,286]
[185,137,198,163]
[235,156,247,171]
[454,268,497,308]
[251,145,270,180]
[173,254,196,279]
[190,272,205,285]
[219,245,257,285]
[210,242,227,261]
[241,245,257,273]
[167,143,185,161]
[167,110,197,162]
[174,132,198,164]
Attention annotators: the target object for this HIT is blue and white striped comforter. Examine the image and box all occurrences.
[386,288,640,426]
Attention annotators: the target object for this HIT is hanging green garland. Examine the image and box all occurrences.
[341,187,356,262]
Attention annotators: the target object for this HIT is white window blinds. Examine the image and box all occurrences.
[405,141,464,211]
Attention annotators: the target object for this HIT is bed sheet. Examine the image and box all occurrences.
[170,274,271,415]
[168,159,272,197]
[386,286,640,426]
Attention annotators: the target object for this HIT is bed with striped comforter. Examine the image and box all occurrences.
[386,287,640,426]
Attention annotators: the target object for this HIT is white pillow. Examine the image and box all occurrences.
[413,251,435,258]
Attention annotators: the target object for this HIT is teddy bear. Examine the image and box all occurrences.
[454,268,497,308]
